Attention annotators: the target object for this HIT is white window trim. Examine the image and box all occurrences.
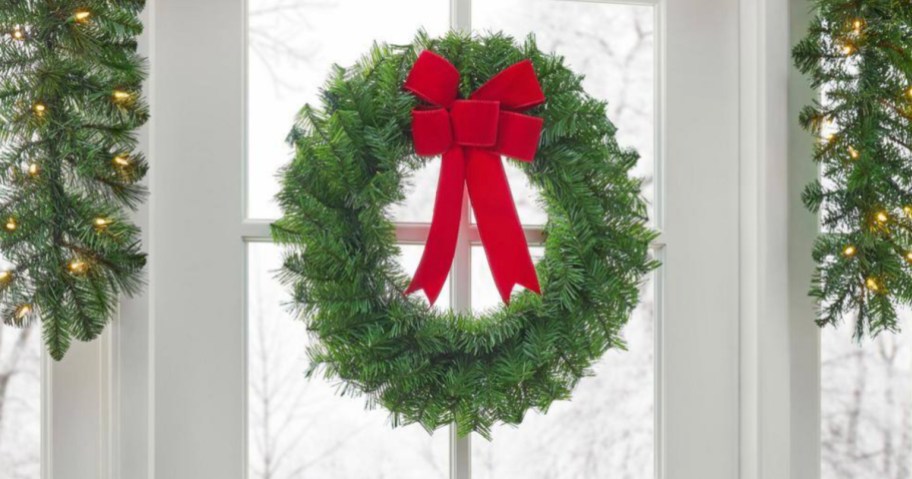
[738,0,820,478]
[40,0,827,478]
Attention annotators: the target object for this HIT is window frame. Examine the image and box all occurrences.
[40,0,824,478]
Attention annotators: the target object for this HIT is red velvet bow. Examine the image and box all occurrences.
[403,50,545,305]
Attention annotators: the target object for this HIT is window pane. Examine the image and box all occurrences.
[821,322,912,478]
[471,245,656,477]
[471,245,544,313]
[247,242,448,478]
[0,323,41,477]
[473,0,657,226]
[247,0,449,219]
[471,3,657,475]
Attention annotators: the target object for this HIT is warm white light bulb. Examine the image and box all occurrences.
[866,277,880,292]
[15,304,32,320]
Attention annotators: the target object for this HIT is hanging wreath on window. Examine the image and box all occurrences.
[0,3,148,359]
[273,31,657,437]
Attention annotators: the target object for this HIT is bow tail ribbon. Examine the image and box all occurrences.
[404,147,541,305]
[404,51,545,305]
[465,149,541,302]
[404,147,465,304]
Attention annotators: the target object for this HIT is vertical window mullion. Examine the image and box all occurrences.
[449,1,472,477]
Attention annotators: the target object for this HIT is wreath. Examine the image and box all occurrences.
[272,31,657,437]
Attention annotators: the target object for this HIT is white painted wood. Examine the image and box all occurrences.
[738,0,792,477]
[787,0,821,476]
[149,0,246,477]
[738,0,821,478]
[660,0,741,476]
[450,2,472,477]
[47,336,111,479]
[112,1,155,477]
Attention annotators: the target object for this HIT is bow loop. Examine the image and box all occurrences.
[404,51,460,108]
[411,108,452,156]
[470,60,545,110]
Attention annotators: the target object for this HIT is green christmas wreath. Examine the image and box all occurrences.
[272,31,657,436]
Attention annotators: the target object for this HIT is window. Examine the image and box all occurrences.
[246,0,657,477]
[0,323,41,478]
[821,322,912,478]
[151,0,744,474]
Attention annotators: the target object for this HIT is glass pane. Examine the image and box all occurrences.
[247,242,448,478]
[471,246,545,313]
[387,161,441,224]
[474,0,657,226]
[821,321,912,478]
[471,244,656,477]
[247,0,450,219]
[0,323,41,477]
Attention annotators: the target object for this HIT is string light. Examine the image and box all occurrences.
[843,245,857,257]
[5,217,17,232]
[11,26,24,41]
[852,19,864,36]
[112,155,130,167]
[74,10,91,23]
[907,86,912,100]
[875,210,889,224]
[32,103,46,116]
[905,251,912,263]
[0,270,14,284]
[848,146,860,159]
[842,42,856,56]
[27,163,39,177]
[68,258,89,275]
[823,132,837,144]
[904,205,912,217]
[112,90,132,104]
[866,277,881,292]
[93,217,112,231]
[15,304,32,320]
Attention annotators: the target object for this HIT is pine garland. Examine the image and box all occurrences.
[0,1,148,359]
[273,31,657,436]
[795,1,912,338]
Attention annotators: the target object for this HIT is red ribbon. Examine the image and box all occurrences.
[403,50,544,305]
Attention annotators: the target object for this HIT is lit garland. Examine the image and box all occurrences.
[0,2,149,358]
[795,1,912,338]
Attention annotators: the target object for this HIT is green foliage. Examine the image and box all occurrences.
[795,1,912,338]
[0,1,148,359]
[273,31,657,437]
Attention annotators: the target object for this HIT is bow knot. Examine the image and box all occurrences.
[403,50,546,305]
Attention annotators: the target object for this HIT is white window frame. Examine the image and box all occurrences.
[39,0,828,478]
